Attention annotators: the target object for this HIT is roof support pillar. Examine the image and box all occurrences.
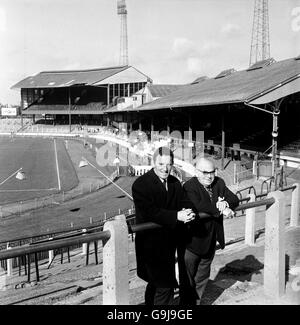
[244,100,282,178]
[188,112,192,137]
[167,115,170,135]
[188,112,193,163]
[107,84,110,107]
[129,113,133,132]
[21,110,23,129]
[68,87,71,133]
[150,116,154,142]
[221,110,226,170]
[271,101,280,177]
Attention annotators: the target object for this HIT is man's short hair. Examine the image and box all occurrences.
[153,146,174,164]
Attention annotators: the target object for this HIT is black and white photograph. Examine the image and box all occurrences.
[0,0,299,310]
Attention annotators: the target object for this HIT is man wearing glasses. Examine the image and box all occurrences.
[182,157,239,305]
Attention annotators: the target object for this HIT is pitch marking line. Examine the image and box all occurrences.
[0,167,23,186]
[0,188,57,193]
[54,139,61,191]
[81,156,133,201]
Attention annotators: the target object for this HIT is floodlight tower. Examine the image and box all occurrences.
[117,0,129,66]
[249,0,270,66]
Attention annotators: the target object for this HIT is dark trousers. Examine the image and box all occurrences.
[176,244,198,305]
[145,283,174,305]
[184,248,215,304]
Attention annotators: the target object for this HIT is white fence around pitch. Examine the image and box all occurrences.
[131,165,152,176]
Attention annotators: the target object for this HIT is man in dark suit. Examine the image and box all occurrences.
[132,146,195,305]
[183,157,239,304]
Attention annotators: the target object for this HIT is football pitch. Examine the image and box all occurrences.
[0,136,78,204]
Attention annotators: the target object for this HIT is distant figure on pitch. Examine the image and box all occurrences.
[132,146,195,305]
[113,156,120,176]
[183,157,239,305]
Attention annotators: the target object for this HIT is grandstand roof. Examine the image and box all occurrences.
[147,84,186,98]
[133,57,300,111]
[11,65,150,89]
[134,84,187,97]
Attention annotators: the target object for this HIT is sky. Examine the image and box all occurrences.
[0,0,299,105]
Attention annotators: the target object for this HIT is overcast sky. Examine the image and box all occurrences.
[0,0,299,105]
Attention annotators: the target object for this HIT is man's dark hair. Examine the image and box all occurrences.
[152,146,174,164]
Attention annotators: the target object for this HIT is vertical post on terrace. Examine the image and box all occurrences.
[290,183,300,227]
[264,191,285,298]
[48,238,54,267]
[6,245,13,276]
[245,193,256,246]
[82,229,88,255]
[102,214,129,305]
[233,162,237,184]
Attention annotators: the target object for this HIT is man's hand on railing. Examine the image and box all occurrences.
[177,208,195,223]
[216,197,229,213]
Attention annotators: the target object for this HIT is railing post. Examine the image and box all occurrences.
[245,193,256,246]
[48,238,54,267]
[233,162,237,184]
[6,245,13,276]
[253,159,257,179]
[102,214,129,305]
[290,183,300,227]
[81,229,88,255]
[0,267,6,290]
[264,191,286,298]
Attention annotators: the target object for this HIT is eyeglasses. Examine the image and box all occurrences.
[197,169,216,175]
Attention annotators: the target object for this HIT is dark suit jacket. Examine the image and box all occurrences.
[183,176,239,256]
[132,168,184,287]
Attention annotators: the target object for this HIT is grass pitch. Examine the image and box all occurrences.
[0,136,78,204]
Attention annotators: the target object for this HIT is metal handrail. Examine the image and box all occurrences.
[236,185,257,198]
[256,192,268,199]
[234,197,275,212]
[260,176,274,194]
[239,197,251,203]
[280,185,296,192]
[130,222,162,233]
[0,211,136,246]
[0,231,110,260]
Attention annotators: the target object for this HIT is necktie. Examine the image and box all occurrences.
[205,186,213,200]
[163,179,168,191]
